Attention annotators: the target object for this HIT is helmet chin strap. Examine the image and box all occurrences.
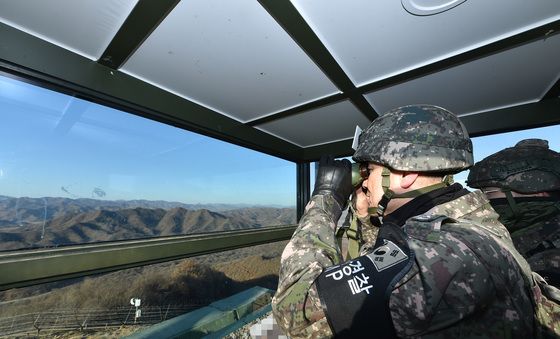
[375,167,453,217]
[501,188,521,219]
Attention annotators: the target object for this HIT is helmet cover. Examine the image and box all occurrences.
[353,104,473,173]
[467,139,560,193]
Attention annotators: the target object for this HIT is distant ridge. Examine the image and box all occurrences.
[0,195,293,227]
[0,196,296,251]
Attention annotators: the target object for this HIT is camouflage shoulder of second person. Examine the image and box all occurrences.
[510,209,560,288]
[528,249,560,288]
[527,248,560,276]
[513,210,560,253]
[272,194,342,338]
[425,189,511,237]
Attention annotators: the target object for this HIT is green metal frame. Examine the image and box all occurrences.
[0,22,303,162]
[99,0,181,69]
[0,225,296,291]
[247,93,347,126]
[358,20,560,95]
[461,98,560,137]
[257,0,379,122]
[297,162,311,220]
[257,0,560,131]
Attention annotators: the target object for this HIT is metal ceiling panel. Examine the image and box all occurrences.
[1,0,559,162]
[121,0,339,123]
[291,0,560,87]
[256,100,370,147]
[363,33,560,116]
[0,0,137,60]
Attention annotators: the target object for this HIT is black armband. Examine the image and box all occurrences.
[315,223,414,338]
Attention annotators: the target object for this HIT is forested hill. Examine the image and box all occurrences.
[0,196,296,251]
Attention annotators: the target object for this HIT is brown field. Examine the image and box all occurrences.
[0,241,288,337]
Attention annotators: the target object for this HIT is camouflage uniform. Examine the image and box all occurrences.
[357,214,379,247]
[272,190,536,338]
[499,203,560,287]
[467,139,560,287]
[272,105,536,338]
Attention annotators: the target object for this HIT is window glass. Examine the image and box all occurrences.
[0,74,296,251]
[311,161,317,189]
[0,241,287,337]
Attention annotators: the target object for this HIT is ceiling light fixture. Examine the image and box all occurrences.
[401,0,467,16]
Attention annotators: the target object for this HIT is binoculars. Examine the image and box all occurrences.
[351,162,370,188]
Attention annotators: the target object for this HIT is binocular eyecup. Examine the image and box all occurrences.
[351,162,369,188]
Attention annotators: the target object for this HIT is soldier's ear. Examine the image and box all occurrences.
[399,172,419,189]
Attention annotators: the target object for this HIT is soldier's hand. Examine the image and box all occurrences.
[313,156,352,209]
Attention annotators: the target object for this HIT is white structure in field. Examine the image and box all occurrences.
[130,298,142,322]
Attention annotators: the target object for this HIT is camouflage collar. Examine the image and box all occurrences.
[384,183,467,226]
[419,189,492,220]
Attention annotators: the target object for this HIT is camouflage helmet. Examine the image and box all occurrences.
[467,139,560,193]
[352,104,473,173]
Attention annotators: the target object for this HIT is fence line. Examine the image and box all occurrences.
[0,305,200,336]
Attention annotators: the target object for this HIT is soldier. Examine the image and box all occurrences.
[467,139,560,287]
[272,105,539,338]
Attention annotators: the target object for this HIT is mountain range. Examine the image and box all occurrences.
[0,196,296,251]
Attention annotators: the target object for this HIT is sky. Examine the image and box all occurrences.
[1,74,559,206]
[0,75,296,206]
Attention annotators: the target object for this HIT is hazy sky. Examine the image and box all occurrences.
[1,75,558,206]
[0,75,296,206]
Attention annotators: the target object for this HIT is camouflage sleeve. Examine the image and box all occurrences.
[357,214,379,249]
[272,194,344,338]
[390,235,496,337]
